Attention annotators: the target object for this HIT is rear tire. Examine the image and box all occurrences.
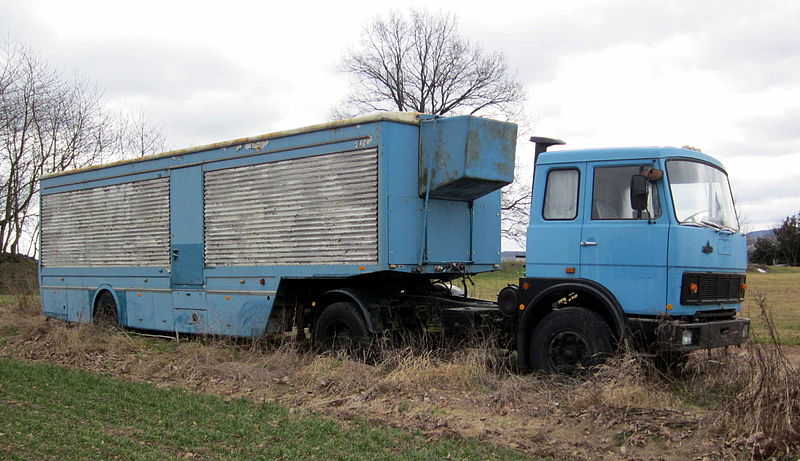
[93,291,119,328]
[529,307,613,374]
[313,302,369,354]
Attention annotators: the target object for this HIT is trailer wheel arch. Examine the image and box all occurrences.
[92,287,122,326]
[313,289,379,334]
[516,280,625,371]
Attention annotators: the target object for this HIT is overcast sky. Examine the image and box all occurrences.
[2,0,798,239]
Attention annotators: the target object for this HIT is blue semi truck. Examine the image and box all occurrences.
[39,112,749,372]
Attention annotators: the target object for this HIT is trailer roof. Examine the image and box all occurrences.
[43,112,422,179]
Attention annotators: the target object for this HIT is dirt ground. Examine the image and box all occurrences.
[3,300,798,461]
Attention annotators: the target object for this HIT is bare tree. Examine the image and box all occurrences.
[0,40,163,256]
[334,9,526,121]
[501,176,532,247]
[335,9,531,244]
[118,107,167,158]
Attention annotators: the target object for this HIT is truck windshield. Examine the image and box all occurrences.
[667,160,739,231]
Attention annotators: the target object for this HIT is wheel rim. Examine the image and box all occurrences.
[325,320,357,350]
[547,330,590,373]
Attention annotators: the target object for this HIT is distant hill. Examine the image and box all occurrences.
[501,251,525,261]
[0,253,38,294]
[747,229,774,243]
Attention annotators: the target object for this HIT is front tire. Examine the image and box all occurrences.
[529,307,613,374]
[313,302,369,354]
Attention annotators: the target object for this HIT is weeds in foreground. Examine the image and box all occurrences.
[2,293,799,459]
[689,292,800,458]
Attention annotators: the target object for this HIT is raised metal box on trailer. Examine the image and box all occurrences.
[39,113,517,338]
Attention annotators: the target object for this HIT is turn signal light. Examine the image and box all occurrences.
[741,283,747,293]
[689,282,698,295]
[565,267,576,274]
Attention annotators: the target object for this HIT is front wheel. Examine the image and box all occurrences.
[529,307,613,374]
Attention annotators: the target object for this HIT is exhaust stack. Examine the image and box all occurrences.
[530,136,565,165]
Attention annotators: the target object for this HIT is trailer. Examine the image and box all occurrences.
[39,112,750,373]
[39,113,514,346]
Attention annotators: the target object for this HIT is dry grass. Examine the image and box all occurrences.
[682,293,800,458]
[2,294,799,460]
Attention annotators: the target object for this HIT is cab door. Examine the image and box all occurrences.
[579,161,668,316]
[526,164,585,278]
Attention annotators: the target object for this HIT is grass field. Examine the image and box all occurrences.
[743,269,800,345]
[0,357,532,461]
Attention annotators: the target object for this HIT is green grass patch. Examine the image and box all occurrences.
[471,261,525,300]
[743,271,800,346]
[762,265,800,274]
[0,358,534,461]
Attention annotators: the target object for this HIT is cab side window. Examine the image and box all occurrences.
[592,166,661,220]
[543,169,579,220]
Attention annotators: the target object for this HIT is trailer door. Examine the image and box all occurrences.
[170,166,204,287]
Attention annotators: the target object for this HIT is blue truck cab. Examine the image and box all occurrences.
[509,139,750,372]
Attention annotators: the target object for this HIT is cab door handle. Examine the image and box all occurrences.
[580,241,597,246]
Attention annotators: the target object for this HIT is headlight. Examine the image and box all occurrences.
[681,329,694,346]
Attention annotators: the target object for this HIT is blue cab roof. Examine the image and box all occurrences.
[537,146,727,170]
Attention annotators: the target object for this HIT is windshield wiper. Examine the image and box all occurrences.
[699,220,738,234]
[680,219,724,232]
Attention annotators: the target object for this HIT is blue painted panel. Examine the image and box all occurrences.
[126,291,155,329]
[526,164,585,278]
[152,292,174,330]
[41,288,67,320]
[471,191,502,264]
[66,289,91,322]
[387,195,423,265]
[420,117,516,200]
[667,226,747,315]
[426,199,471,263]
[170,167,204,287]
[172,290,207,334]
[206,294,272,337]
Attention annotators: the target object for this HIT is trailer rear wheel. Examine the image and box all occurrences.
[529,307,612,374]
[313,302,369,354]
[94,291,119,328]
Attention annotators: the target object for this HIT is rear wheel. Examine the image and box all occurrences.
[529,307,613,374]
[93,291,119,327]
[313,302,369,354]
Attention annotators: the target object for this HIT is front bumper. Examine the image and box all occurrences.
[627,317,750,353]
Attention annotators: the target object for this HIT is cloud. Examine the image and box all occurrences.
[725,152,800,230]
[52,40,249,99]
[690,2,800,90]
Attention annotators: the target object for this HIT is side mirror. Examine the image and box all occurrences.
[630,174,648,212]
